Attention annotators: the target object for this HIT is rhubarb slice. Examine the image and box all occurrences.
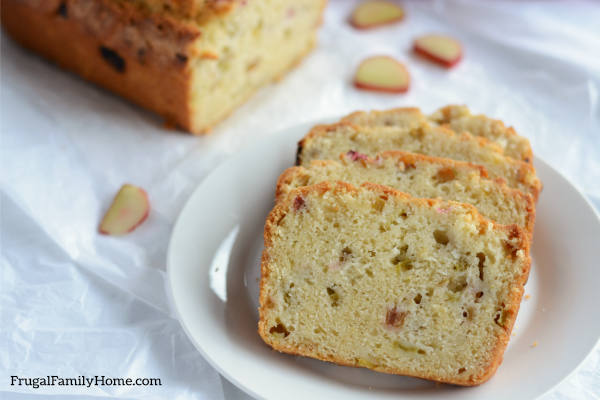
[350,1,404,29]
[354,56,410,93]
[99,184,150,235]
[414,34,462,68]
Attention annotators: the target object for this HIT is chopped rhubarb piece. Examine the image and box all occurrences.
[99,184,149,235]
[354,56,410,93]
[414,34,462,68]
[293,195,306,212]
[346,150,369,161]
[350,1,404,29]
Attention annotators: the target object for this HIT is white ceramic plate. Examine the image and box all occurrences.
[167,121,600,400]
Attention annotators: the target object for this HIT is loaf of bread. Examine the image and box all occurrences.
[1,0,326,134]
[341,106,533,163]
[259,181,530,385]
[296,122,541,200]
[277,151,535,237]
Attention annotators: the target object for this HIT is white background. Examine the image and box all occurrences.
[1,0,599,399]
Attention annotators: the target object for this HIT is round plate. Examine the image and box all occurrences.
[167,121,600,400]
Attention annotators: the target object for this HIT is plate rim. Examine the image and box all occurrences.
[166,121,600,400]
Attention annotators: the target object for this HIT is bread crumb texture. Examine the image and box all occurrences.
[259,182,530,385]
[298,122,541,199]
[278,151,535,236]
[342,106,533,163]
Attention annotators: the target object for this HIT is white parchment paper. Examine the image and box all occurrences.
[2,0,599,399]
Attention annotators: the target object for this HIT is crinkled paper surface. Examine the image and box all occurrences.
[1,0,599,399]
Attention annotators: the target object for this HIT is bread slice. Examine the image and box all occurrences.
[1,0,326,134]
[277,151,535,237]
[296,122,541,200]
[259,182,530,385]
[430,105,533,163]
[341,106,533,163]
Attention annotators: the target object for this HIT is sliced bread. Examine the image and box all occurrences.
[278,151,535,237]
[341,106,532,162]
[259,181,530,385]
[430,105,532,163]
[296,122,541,200]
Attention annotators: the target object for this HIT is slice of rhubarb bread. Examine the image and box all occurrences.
[429,105,533,163]
[277,151,535,237]
[259,182,530,385]
[296,122,541,200]
[341,106,533,163]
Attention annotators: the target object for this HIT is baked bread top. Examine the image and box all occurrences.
[127,0,236,20]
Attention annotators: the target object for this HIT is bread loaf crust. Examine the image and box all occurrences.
[2,0,197,129]
[259,181,531,386]
[2,0,326,133]
[132,0,234,19]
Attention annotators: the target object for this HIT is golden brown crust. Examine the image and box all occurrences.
[275,166,304,201]
[472,224,531,384]
[2,0,197,130]
[130,0,329,35]
[513,188,536,240]
[90,0,237,22]
[259,181,531,386]
[517,162,542,201]
[2,0,326,134]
